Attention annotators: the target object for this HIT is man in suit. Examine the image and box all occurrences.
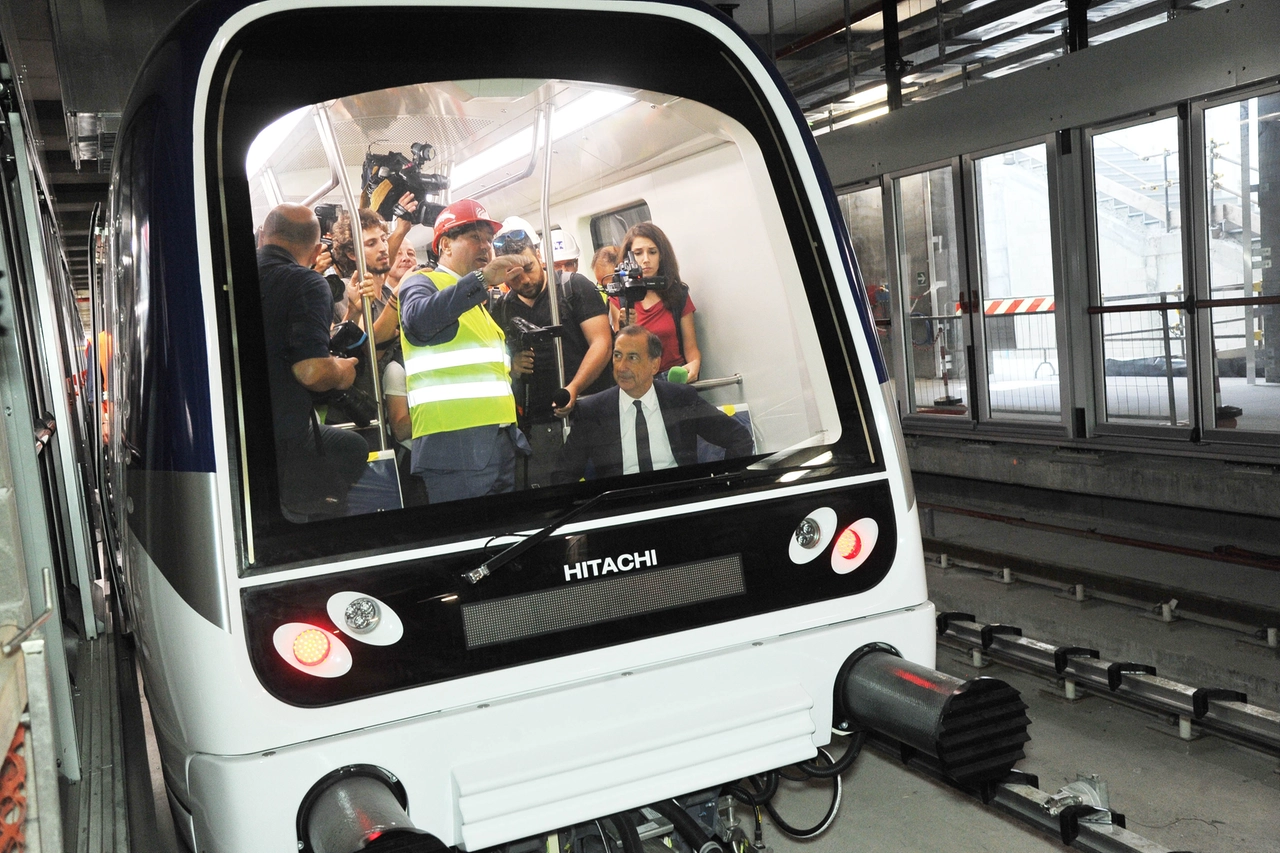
[553,325,753,483]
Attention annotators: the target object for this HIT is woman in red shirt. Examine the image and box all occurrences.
[609,222,702,382]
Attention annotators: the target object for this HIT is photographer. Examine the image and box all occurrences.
[257,203,368,519]
[608,222,702,382]
[332,201,417,345]
[490,227,612,488]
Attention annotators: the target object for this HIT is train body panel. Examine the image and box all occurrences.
[186,604,936,853]
[97,0,929,849]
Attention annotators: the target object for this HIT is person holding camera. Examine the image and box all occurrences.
[257,203,368,518]
[608,222,703,383]
[397,200,528,503]
[489,226,612,488]
[332,198,420,346]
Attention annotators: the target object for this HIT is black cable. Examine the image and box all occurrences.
[795,730,866,778]
[606,812,642,853]
[775,766,809,782]
[725,772,778,808]
[648,799,721,853]
[764,748,841,839]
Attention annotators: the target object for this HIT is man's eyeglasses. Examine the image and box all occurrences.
[494,229,536,256]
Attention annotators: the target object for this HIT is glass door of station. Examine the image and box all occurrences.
[891,149,1061,423]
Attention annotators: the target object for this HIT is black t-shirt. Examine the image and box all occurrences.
[492,271,610,421]
[257,245,334,449]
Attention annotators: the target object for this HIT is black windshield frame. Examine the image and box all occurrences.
[207,5,885,571]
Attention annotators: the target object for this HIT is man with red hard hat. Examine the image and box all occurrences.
[397,199,528,502]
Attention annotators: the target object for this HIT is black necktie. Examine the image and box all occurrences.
[633,400,653,472]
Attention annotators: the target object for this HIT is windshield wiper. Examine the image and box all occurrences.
[461,461,817,584]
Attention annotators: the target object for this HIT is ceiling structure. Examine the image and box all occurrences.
[0,0,1233,308]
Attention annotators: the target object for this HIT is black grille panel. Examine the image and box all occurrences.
[462,555,745,649]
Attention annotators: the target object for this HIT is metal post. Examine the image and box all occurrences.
[315,105,387,451]
[767,0,775,62]
[882,0,904,110]
[1164,149,1173,233]
[536,99,568,438]
[843,0,853,91]
[1160,293,1178,425]
[1065,0,1088,52]
[22,640,65,851]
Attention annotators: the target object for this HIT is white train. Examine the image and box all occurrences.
[92,0,969,850]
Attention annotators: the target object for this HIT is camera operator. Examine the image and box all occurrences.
[257,203,368,518]
[490,227,612,489]
[332,199,418,346]
[398,200,528,503]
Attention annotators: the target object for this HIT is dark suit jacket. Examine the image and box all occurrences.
[553,381,754,483]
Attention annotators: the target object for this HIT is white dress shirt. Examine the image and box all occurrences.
[618,385,677,474]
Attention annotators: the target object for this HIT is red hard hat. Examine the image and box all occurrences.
[432,199,503,253]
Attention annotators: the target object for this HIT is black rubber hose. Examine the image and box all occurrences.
[725,772,778,807]
[648,799,722,853]
[796,730,866,778]
[607,812,643,853]
[764,749,841,838]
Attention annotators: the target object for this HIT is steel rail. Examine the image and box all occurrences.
[861,738,1180,853]
[936,614,1280,755]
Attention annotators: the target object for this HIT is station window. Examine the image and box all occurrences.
[837,185,892,382]
[1089,116,1189,428]
[1202,92,1280,433]
[590,202,651,252]
[893,165,968,416]
[972,143,1060,421]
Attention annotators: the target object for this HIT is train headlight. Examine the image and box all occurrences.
[787,507,837,564]
[830,518,879,574]
[293,629,332,666]
[343,597,381,634]
[273,623,352,678]
[835,527,862,559]
[327,592,404,645]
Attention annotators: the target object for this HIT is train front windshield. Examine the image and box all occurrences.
[218,20,882,568]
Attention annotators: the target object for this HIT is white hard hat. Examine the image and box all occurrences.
[550,228,579,261]
[496,215,540,245]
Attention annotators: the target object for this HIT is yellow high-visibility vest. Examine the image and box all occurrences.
[400,270,515,437]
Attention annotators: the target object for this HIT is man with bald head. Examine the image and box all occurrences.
[258,203,368,519]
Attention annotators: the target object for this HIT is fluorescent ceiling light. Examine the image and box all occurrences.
[838,84,887,108]
[450,126,537,188]
[451,91,635,188]
[810,104,890,136]
[246,106,310,176]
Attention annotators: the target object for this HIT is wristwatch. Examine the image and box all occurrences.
[473,269,486,287]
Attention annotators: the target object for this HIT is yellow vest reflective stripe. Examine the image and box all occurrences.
[400,270,516,437]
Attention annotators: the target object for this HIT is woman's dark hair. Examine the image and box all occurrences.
[620,221,684,314]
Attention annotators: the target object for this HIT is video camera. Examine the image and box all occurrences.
[312,321,379,428]
[602,251,667,308]
[507,316,563,353]
[362,142,449,227]
[315,203,341,237]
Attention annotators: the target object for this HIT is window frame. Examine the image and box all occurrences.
[204,6,888,571]
[961,134,1070,432]
[1084,106,1198,441]
[1188,80,1280,448]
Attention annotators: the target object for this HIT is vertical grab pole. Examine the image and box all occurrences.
[536,100,568,437]
[315,104,388,451]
